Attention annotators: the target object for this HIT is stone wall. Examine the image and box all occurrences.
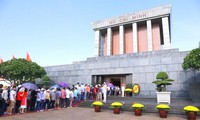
[45,49,196,98]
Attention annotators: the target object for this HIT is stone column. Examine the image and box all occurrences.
[93,76,97,85]
[162,17,171,49]
[94,30,100,57]
[99,76,102,84]
[119,25,124,54]
[147,20,153,51]
[107,28,112,55]
[132,23,138,53]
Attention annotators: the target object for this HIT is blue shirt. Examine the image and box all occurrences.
[74,89,78,97]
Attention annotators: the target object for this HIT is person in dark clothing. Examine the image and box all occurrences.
[15,86,22,113]
[0,84,3,116]
[30,90,37,111]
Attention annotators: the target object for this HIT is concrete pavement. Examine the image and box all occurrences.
[1,107,198,120]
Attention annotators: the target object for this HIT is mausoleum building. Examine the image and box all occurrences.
[45,5,198,98]
[93,5,171,57]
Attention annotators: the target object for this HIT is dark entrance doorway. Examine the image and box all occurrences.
[110,78,121,87]
[91,74,132,87]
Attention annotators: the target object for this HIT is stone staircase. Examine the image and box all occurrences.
[78,96,200,115]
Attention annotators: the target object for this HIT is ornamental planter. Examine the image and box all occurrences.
[113,107,120,114]
[156,92,171,104]
[159,110,168,118]
[134,109,142,116]
[94,105,101,112]
[186,112,197,120]
[92,101,103,112]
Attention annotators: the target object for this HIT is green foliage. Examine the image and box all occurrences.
[126,83,132,88]
[132,103,145,110]
[156,104,170,111]
[0,58,46,85]
[125,88,132,92]
[110,102,123,108]
[41,75,51,88]
[92,101,104,106]
[156,72,168,80]
[152,72,174,92]
[183,105,200,112]
[182,48,200,71]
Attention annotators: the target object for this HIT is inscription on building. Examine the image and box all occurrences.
[92,4,171,29]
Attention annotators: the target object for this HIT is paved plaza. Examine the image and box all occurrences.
[1,107,198,120]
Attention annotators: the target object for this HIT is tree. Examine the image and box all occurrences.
[152,72,174,92]
[0,58,46,85]
[41,75,51,88]
[182,48,200,71]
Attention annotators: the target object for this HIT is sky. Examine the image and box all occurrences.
[0,0,200,67]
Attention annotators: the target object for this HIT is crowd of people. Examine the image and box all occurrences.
[0,82,124,117]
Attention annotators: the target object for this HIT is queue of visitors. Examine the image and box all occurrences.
[0,82,123,117]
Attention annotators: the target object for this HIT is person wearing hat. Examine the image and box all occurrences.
[44,89,51,110]
[0,86,9,115]
[40,88,45,111]
[36,89,41,112]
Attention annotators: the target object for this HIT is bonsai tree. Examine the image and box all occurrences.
[152,72,174,92]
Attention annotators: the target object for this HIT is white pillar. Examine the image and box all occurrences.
[119,25,124,54]
[132,23,138,53]
[162,17,171,49]
[147,20,153,51]
[107,28,112,56]
[94,30,100,57]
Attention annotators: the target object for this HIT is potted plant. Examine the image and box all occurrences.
[111,102,123,114]
[183,105,200,120]
[92,101,104,112]
[152,72,174,104]
[156,104,170,118]
[131,103,145,116]
[125,88,132,97]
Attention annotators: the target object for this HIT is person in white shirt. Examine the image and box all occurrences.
[65,87,71,108]
[121,84,125,97]
[77,85,82,102]
[69,89,74,108]
[36,89,41,111]
[8,86,16,115]
[40,88,45,111]
[102,82,107,103]
[80,84,85,101]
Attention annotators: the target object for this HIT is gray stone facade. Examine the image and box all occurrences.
[45,49,197,98]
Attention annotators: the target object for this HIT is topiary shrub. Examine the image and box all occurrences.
[152,72,174,92]
[156,72,168,80]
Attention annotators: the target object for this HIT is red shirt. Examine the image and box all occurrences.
[16,92,24,101]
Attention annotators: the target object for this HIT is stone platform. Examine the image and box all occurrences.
[79,96,200,115]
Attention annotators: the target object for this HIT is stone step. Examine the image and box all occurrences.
[78,96,200,115]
